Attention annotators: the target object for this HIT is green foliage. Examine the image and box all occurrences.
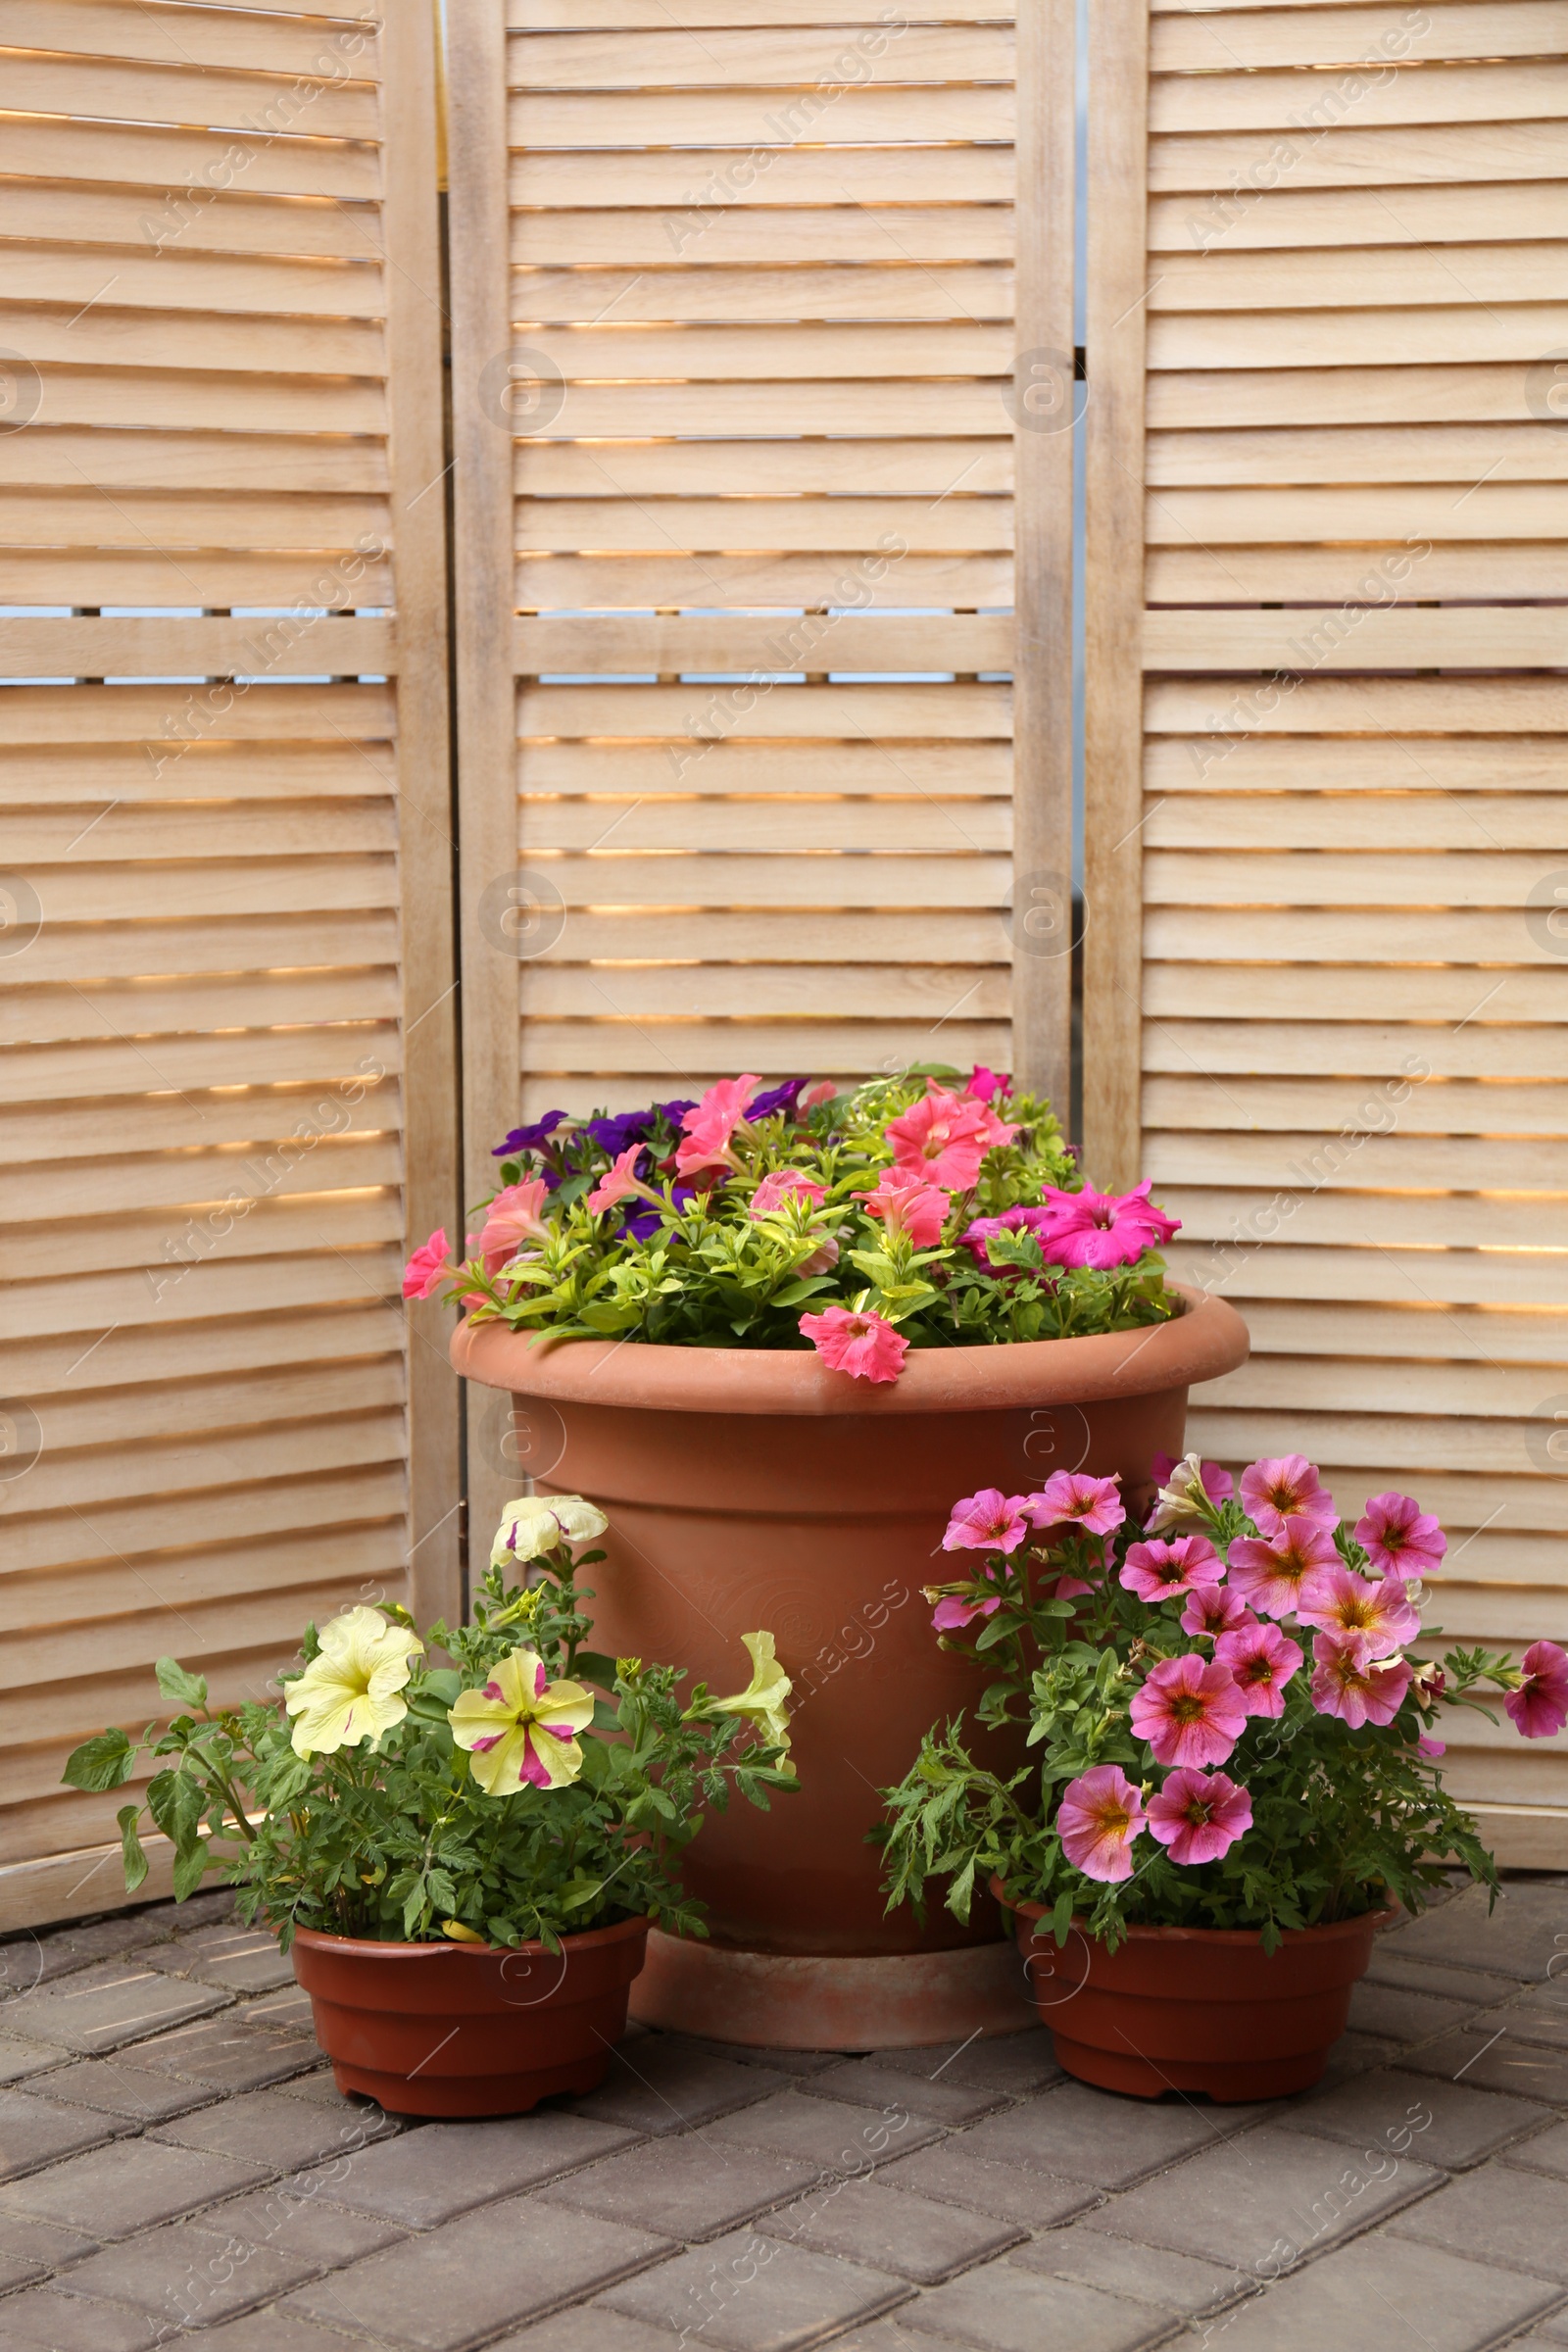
[62,1547,794,1952]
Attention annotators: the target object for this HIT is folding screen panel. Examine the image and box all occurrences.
[1084,0,1568,1858]
[0,0,458,1924]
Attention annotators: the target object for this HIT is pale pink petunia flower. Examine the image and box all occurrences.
[477,1177,552,1276]
[1227,1515,1340,1622]
[1152,1451,1235,1506]
[1031,1181,1180,1272]
[861,1166,950,1250]
[1214,1620,1303,1720]
[1146,1767,1253,1867]
[884,1088,994,1191]
[1180,1586,1252,1641]
[1026,1470,1126,1539]
[750,1168,827,1218]
[799,1304,907,1384]
[1310,1633,1412,1729]
[584,1149,654,1217]
[1354,1491,1447,1583]
[1296,1566,1420,1660]
[403,1227,455,1301]
[1130,1652,1248,1771]
[1240,1454,1338,1538]
[1504,1641,1568,1740]
[1418,1737,1446,1759]
[1055,1765,1146,1884]
[799,1080,839,1111]
[931,1583,1003,1634]
[943,1489,1035,1555]
[1119,1533,1223,1605]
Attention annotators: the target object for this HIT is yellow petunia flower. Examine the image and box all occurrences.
[285,1608,423,1759]
[491,1494,609,1570]
[448,1647,596,1795]
[710,1631,793,1755]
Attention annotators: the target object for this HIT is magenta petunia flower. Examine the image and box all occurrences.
[1119,1533,1223,1605]
[1180,1585,1252,1640]
[750,1168,826,1217]
[1504,1641,1568,1740]
[1227,1515,1340,1622]
[942,1489,1034,1555]
[1354,1491,1446,1583]
[1214,1620,1304,1720]
[1240,1454,1338,1538]
[861,1166,950,1250]
[1146,1767,1252,1867]
[799,1304,907,1384]
[1030,1180,1180,1272]
[1055,1764,1146,1883]
[966,1064,1004,1103]
[884,1088,994,1191]
[1152,1451,1234,1505]
[1296,1566,1420,1660]
[1130,1652,1248,1770]
[1310,1632,1412,1729]
[1026,1470,1125,1538]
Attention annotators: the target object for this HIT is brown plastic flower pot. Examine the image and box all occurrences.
[454,1285,1249,2049]
[289,1915,649,2117]
[1000,1882,1395,2102]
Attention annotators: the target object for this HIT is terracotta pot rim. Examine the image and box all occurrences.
[289,1914,650,1960]
[452,1281,1247,1417]
[992,1876,1399,1946]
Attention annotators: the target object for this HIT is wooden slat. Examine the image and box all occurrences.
[509,88,1014,145]
[1149,63,1568,134]
[513,612,1014,673]
[512,265,1014,325]
[516,440,1014,498]
[1147,424,1568,486]
[507,25,1015,87]
[511,146,1013,206]
[0,0,381,75]
[1152,3,1568,72]
[513,209,1016,267]
[1149,122,1568,192]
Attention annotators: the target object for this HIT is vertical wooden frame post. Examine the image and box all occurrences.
[1081,0,1149,1188]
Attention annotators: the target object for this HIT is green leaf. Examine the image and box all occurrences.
[117,1804,149,1893]
[62,1729,135,1792]
[172,1841,210,1901]
[156,1657,209,1711]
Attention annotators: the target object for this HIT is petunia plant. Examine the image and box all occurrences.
[879,1452,1568,1952]
[62,1496,796,1952]
[404,1067,1182,1385]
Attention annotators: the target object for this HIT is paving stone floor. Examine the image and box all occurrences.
[1,1877,1567,2352]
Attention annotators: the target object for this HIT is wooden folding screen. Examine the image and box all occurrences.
[1085,0,1568,1859]
[0,0,458,1925]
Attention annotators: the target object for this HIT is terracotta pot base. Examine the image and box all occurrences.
[1047,2035,1333,2104]
[630,1927,1035,2050]
[326,2052,609,2117]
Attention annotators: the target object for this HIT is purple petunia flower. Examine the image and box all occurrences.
[748,1078,806,1122]
[493,1109,566,1157]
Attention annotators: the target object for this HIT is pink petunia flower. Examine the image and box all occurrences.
[584,1149,656,1217]
[1026,1471,1126,1539]
[1152,1451,1235,1506]
[1146,1767,1252,1867]
[1310,1633,1412,1729]
[1418,1736,1446,1759]
[943,1489,1035,1555]
[1055,1765,1146,1884]
[1120,1533,1223,1605]
[800,1079,839,1111]
[1130,1652,1248,1770]
[1032,1181,1180,1272]
[751,1168,827,1218]
[1214,1620,1303,1719]
[1354,1492,1447,1583]
[403,1227,456,1301]
[799,1304,907,1384]
[861,1166,950,1250]
[1240,1454,1338,1538]
[674,1075,762,1176]
[884,1088,994,1191]
[1180,1585,1252,1640]
[477,1177,552,1276]
[1504,1641,1568,1740]
[931,1584,1004,1634]
[1227,1515,1340,1622]
[966,1065,1004,1104]
[1296,1566,1420,1661]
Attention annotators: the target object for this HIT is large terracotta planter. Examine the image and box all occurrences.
[1004,1886,1393,2101]
[453,1285,1248,2049]
[290,1915,649,2116]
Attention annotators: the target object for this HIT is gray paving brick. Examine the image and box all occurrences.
[48,2218,322,2331]
[1377,1883,1567,1983]
[158,1890,237,1931]
[892,2261,1176,2352]
[0,2138,269,2240]
[27,2055,219,2125]
[596,2225,908,2350]
[955,2082,1258,2190]
[1402,2028,1568,2104]
[539,2135,819,2243]
[679,2036,842,2079]
[0,2286,166,2351]
[0,2043,55,2088]
[1212,2229,1560,2352]
[144,1925,295,1996]
[314,2112,639,2228]
[188,2318,357,2352]
[1507,2119,1568,2179]
[497,2312,689,2352]
[191,2182,403,2266]
[710,2090,943,2176]
[1283,2065,1552,2171]
[0,2213,99,2294]
[1009,2225,1247,2317]
[1534,2312,1568,2346]
[0,2087,117,2180]
[1083,2122,1441,2276]
[1315,2032,1400,2088]
[271,2067,361,2107]
[115,2011,320,2093]
[1390,2159,1568,2281]
[1363,1951,1519,2007]
[802,2062,1005,2128]
[1347,1980,1483,2044]
[1478,1987,1568,2054]
[862,2034,1061,2101]
[285,2195,673,2351]
[0,1959,232,2054]
[875,2142,1098,2230]
[238,1984,317,2034]
[759,2176,1022,2284]
[570,2039,789,2137]
[151,2084,397,2175]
